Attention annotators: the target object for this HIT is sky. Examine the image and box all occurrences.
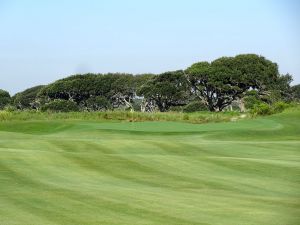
[0,0,299,94]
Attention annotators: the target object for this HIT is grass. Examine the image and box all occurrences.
[0,108,299,224]
[0,110,241,124]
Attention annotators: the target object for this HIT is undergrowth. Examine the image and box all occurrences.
[0,110,241,124]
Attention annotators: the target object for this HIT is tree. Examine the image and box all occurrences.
[185,61,216,111]
[107,73,153,111]
[137,70,189,112]
[185,54,281,111]
[291,84,300,102]
[38,73,151,111]
[38,74,111,110]
[0,89,11,109]
[271,73,293,102]
[7,54,294,113]
[38,74,97,104]
[86,96,111,111]
[13,85,45,109]
[108,74,136,110]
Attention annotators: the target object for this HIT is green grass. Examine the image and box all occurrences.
[0,109,299,225]
[0,110,241,124]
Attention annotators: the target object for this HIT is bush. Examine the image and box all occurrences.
[183,101,208,113]
[251,103,273,115]
[132,99,142,111]
[41,100,79,112]
[183,114,189,120]
[169,106,184,112]
[4,105,17,112]
[273,101,290,113]
[244,95,263,110]
[250,101,294,116]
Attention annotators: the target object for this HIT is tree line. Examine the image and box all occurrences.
[1,54,299,113]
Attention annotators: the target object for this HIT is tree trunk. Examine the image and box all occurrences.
[238,98,245,112]
[141,100,146,112]
[123,98,134,112]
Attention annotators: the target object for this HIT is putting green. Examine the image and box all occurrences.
[0,110,299,225]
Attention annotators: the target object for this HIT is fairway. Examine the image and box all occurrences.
[0,110,300,225]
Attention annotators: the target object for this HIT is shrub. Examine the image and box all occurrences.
[132,99,142,111]
[41,100,79,112]
[273,101,290,113]
[169,106,184,112]
[183,101,208,113]
[251,103,273,115]
[4,105,17,112]
[183,114,189,120]
[244,95,263,110]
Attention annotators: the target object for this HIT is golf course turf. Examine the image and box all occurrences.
[0,109,299,225]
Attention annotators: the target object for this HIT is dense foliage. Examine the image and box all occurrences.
[1,54,298,113]
[137,70,189,112]
[185,54,290,111]
[40,99,80,112]
[12,85,45,109]
[0,89,11,109]
[291,84,300,102]
[37,73,154,111]
[183,101,208,112]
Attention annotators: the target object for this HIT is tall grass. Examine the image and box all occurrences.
[0,111,12,121]
[0,110,242,124]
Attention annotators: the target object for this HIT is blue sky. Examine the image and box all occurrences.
[0,0,299,94]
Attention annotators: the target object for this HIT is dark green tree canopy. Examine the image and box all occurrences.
[230,54,279,90]
[186,54,284,111]
[291,84,300,101]
[137,70,189,112]
[38,74,98,103]
[4,54,295,113]
[0,89,11,109]
[13,85,45,109]
[38,73,153,111]
[41,99,79,112]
